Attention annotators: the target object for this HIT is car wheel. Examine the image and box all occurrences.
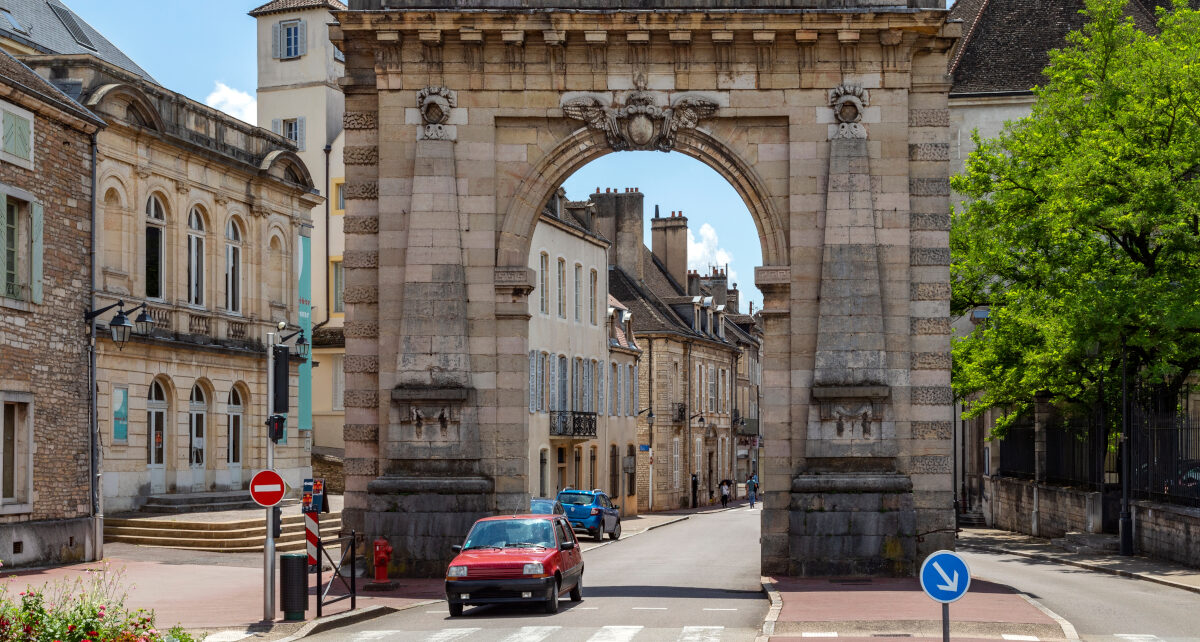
[570,573,583,602]
[609,520,621,540]
[448,602,464,617]
[590,528,602,541]
[545,580,560,614]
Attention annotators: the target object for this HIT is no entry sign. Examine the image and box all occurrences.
[250,469,287,507]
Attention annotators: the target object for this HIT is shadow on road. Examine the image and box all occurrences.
[581,585,765,600]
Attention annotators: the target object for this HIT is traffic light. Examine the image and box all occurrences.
[266,414,286,443]
[271,505,282,539]
[272,345,290,414]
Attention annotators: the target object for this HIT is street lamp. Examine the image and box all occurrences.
[85,300,155,348]
[277,324,310,358]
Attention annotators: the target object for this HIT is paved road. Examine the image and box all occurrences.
[961,549,1200,642]
[308,505,767,641]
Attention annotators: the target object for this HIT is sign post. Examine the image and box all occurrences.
[919,550,972,642]
[263,330,278,622]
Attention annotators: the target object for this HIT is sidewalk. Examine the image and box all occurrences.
[763,575,1071,641]
[959,527,1200,595]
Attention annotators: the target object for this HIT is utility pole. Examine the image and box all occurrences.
[264,330,276,621]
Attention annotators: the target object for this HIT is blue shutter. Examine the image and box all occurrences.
[297,19,308,56]
[31,201,43,303]
[548,355,557,412]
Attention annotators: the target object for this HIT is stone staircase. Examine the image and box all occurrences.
[137,490,266,514]
[1051,531,1119,554]
[957,509,987,528]
[105,511,343,553]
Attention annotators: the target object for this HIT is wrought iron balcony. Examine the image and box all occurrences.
[549,411,598,439]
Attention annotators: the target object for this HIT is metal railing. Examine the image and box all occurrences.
[315,531,357,618]
[549,411,597,438]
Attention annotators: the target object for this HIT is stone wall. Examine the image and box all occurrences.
[312,451,346,494]
[986,477,1097,538]
[1133,501,1200,568]
[0,99,97,567]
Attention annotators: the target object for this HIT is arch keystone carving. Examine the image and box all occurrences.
[562,91,719,152]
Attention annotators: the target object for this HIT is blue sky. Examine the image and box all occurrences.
[61,0,977,313]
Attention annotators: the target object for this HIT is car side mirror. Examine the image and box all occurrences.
[612,503,620,511]
[561,541,576,551]
[451,544,462,553]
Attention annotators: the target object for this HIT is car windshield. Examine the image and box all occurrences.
[462,519,556,549]
[530,499,555,514]
[557,493,593,506]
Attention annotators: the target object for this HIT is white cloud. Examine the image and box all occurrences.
[687,223,738,286]
[205,82,257,125]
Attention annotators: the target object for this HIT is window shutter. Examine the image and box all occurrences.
[0,193,6,292]
[31,201,43,303]
[297,117,306,151]
[272,22,281,59]
[634,364,639,416]
[271,118,282,135]
[529,350,536,413]
[597,361,605,417]
[615,366,622,417]
[548,356,557,412]
[536,355,545,412]
[298,20,308,56]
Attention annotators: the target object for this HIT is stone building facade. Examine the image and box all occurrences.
[0,50,105,566]
[16,53,322,513]
[336,0,956,577]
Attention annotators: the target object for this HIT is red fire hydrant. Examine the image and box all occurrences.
[373,537,393,583]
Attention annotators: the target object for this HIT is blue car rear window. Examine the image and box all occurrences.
[558,492,594,505]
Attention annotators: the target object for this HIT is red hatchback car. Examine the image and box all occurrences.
[445,514,584,616]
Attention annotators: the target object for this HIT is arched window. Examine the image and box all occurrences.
[147,380,166,466]
[224,218,242,314]
[268,235,285,307]
[538,253,549,314]
[187,208,205,306]
[227,388,242,465]
[189,384,206,466]
[103,189,123,275]
[145,194,166,299]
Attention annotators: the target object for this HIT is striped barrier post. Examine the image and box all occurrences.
[305,510,319,566]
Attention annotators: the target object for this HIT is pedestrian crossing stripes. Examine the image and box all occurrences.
[347,625,734,641]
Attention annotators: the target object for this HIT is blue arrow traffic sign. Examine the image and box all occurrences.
[919,550,971,603]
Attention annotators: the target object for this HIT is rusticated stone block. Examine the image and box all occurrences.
[343,285,378,304]
[344,424,380,442]
[913,421,952,440]
[909,109,950,128]
[344,145,379,165]
[344,457,379,476]
[911,247,951,266]
[909,143,949,162]
[911,282,951,301]
[345,354,379,373]
[344,112,378,129]
[911,352,951,370]
[912,386,953,405]
[344,181,379,200]
[343,215,379,234]
[343,250,379,269]
[912,317,951,335]
[343,389,379,409]
[911,213,950,231]
[344,321,379,338]
[910,455,951,474]
[909,178,950,196]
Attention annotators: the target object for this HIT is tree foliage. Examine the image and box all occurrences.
[951,0,1200,432]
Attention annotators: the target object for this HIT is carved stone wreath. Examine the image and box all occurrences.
[417,86,457,140]
[563,92,719,152]
[829,85,870,140]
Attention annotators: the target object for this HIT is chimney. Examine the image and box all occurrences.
[652,209,689,290]
[591,187,645,280]
[727,282,740,314]
[687,270,701,296]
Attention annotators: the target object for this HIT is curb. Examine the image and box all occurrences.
[582,515,690,552]
[276,599,439,641]
[1017,592,1080,641]
[960,542,1200,597]
[755,576,782,642]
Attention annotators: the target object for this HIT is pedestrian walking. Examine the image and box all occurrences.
[719,480,730,508]
[747,474,758,508]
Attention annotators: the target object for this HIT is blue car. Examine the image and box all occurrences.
[557,489,621,541]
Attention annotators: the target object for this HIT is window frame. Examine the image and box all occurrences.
[281,20,303,59]
[573,263,582,322]
[112,386,129,444]
[589,269,598,325]
[227,389,243,465]
[186,208,206,308]
[538,253,549,314]
[330,257,344,315]
[331,178,345,215]
[224,218,242,315]
[0,391,33,514]
[147,381,167,467]
[145,194,166,301]
[556,258,566,318]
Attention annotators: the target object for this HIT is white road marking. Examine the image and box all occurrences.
[587,626,644,642]
[424,629,482,642]
[679,626,724,641]
[702,608,738,611]
[497,626,562,642]
[1002,636,1040,641]
[801,634,839,639]
[350,633,400,641]
[1115,637,1163,641]
[632,606,667,610]
[575,606,600,610]
[202,633,253,642]
[425,610,445,613]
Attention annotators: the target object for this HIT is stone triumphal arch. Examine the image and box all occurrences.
[334,0,958,577]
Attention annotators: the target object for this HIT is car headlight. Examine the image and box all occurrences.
[447,565,468,578]
[522,563,544,576]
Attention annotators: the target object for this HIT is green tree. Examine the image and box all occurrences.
[951,0,1200,433]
